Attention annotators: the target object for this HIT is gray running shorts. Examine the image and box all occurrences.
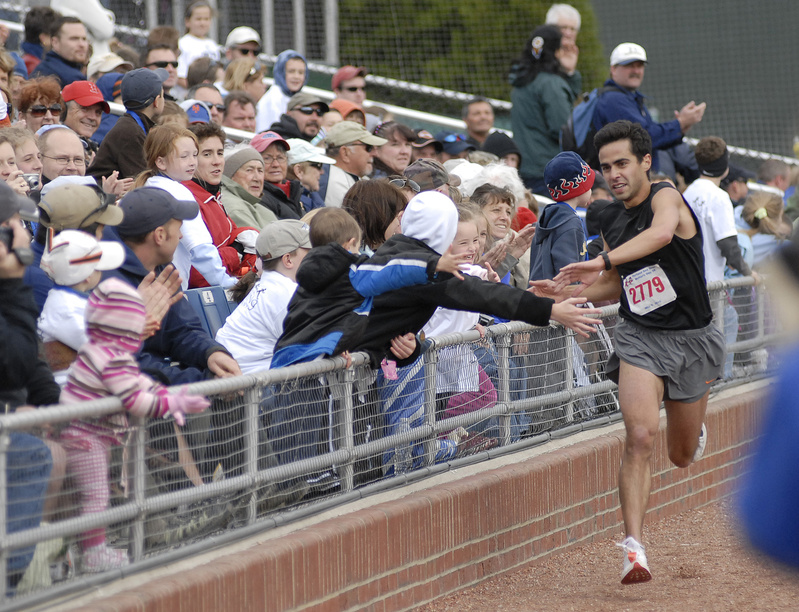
[605,318,725,403]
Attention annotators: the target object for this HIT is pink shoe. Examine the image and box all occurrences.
[81,543,129,573]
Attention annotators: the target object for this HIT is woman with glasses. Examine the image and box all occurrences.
[251,130,304,220]
[255,49,308,133]
[223,57,267,108]
[19,76,63,134]
[134,124,237,290]
[370,122,415,179]
[510,25,581,194]
[286,138,336,212]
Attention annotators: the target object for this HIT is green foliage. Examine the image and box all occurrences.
[339,0,606,103]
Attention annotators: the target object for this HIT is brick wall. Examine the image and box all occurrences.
[68,388,764,612]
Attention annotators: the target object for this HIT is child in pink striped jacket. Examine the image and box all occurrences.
[60,277,209,573]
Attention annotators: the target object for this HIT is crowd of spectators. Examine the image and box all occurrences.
[0,0,790,593]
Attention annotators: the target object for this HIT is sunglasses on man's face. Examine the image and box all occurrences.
[308,162,324,170]
[234,47,261,56]
[28,104,61,117]
[148,60,178,69]
[296,106,324,116]
[344,86,365,93]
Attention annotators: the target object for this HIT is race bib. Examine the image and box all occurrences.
[622,264,677,316]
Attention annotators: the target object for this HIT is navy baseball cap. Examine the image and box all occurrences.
[121,68,169,110]
[434,131,475,156]
[116,187,199,236]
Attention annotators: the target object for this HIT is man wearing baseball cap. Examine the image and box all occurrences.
[224,27,262,62]
[332,65,367,106]
[89,67,169,181]
[104,186,241,384]
[286,138,336,211]
[322,121,386,207]
[61,80,110,159]
[268,92,330,142]
[411,129,443,162]
[593,42,705,176]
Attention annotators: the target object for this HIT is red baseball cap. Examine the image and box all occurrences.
[250,131,290,153]
[331,65,367,91]
[61,81,110,113]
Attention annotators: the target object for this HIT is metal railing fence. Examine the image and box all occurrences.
[0,276,777,609]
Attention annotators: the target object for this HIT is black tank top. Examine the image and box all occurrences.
[600,181,712,330]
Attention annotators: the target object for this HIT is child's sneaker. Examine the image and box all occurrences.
[81,543,129,573]
[617,536,651,584]
[692,423,707,463]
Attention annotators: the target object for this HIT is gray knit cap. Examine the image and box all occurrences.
[223,145,264,178]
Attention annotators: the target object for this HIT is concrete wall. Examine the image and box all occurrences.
[60,385,765,612]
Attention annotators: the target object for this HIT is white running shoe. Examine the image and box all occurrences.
[692,423,707,463]
[617,536,652,584]
[81,543,129,573]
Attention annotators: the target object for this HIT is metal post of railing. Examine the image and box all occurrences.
[564,328,575,422]
[172,0,185,32]
[338,368,356,492]
[128,416,146,563]
[144,0,158,31]
[0,431,9,605]
[243,387,260,524]
[262,0,275,57]
[756,282,766,344]
[324,0,339,65]
[496,332,512,447]
[292,0,306,57]
[422,346,439,466]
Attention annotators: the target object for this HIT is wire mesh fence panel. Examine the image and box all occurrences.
[0,277,782,607]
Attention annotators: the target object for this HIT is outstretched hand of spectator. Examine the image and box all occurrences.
[484,262,500,283]
[390,333,417,360]
[167,387,210,426]
[137,265,183,339]
[549,298,602,338]
[436,246,472,280]
[102,171,134,199]
[556,42,579,75]
[675,101,706,132]
[507,224,535,259]
[478,240,507,272]
[207,351,242,378]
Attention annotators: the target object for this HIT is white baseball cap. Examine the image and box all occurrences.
[285,139,337,166]
[225,27,261,48]
[40,229,125,286]
[610,43,647,67]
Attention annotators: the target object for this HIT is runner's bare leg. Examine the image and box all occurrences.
[664,393,709,467]
[618,361,664,542]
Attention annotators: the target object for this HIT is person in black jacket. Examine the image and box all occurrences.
[0,188,55,591]
[251,131,304,220]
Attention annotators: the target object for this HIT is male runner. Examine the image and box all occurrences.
[542,120,725,584]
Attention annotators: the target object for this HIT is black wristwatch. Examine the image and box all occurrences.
[599,250,612,271]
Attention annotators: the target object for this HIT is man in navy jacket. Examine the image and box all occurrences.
[592,43,705,177]
[31,15,89,86]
